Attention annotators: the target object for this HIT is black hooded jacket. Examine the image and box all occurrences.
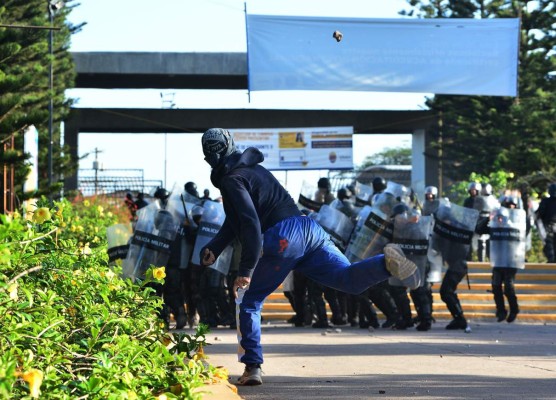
[205,147,301,277]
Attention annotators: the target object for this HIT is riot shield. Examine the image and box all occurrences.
[390,212,433,287]
[312,204,354,249]
[297,180,325,212]
[170,189,202,269]
[329,198,359,220]
[191,200,226,268]
[122,203,179,280]
[106,223,133,265]
[428,199,479,273]
[385,181,409,204]
[489,207,526,270]
[354,183,373,207]
[344,192,397,262]
[422,199,440,217]
[210,245,233,275]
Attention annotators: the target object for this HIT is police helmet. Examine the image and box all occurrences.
[184,181,199,197]
[549,183,556,197]
[481,183,493,196]
[468,182,482,193]
[391,203,410,218]
[154,187,170,201]
[337,187,352,201]
[425,186,438,199]
[494,207,510,224]
[372,177,387,193]
[317,177,331,191]
[501,195,518,208]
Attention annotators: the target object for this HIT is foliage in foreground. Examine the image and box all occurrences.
[0,197,226,399]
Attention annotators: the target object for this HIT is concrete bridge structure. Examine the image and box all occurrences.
[65,52,439,192]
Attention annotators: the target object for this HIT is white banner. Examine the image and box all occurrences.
[246,15,519,97]
[229,126,353,170]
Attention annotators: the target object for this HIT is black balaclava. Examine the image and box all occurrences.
[201,128,237,168]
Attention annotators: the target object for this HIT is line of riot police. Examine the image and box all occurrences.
[299,176,530,330]
[108,181,237,330]
[106,176,543,331]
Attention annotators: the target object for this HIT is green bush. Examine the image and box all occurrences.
[0,197,224,399]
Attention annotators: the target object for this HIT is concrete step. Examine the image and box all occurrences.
[259,310,556,323]
[262,263,556,323]
[467,272,556,281]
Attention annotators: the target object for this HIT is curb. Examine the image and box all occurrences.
[194,381,242,400]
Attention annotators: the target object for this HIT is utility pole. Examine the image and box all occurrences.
[92,147,103,195]
[160,92,176,188]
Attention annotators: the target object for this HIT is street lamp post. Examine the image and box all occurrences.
[47,1,64,190]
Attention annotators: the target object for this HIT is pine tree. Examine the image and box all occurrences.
[0,0,84,202]
[401,0,556,192]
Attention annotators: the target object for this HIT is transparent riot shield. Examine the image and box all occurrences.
[422,199,440,217]
[354,183,373,207]
[344,192,397,262]
[106,223,133,265]
[170,188,203,269]
[122,203,178,280]
[390,211,433,287]
[329,198,359,220]
[210,245,233,275]
[385,181,409,204]
[312,204,354,250]
[489,207,526,270]
[297,180,325,212]
[428,199,479,274]
[191,201,226,268]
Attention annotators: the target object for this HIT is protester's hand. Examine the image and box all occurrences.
[201,248,215,266]
[233,276,251,298]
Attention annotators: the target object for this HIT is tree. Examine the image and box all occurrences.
[400,0,556,194]
[359,147,412,169]
[0,0,84,203]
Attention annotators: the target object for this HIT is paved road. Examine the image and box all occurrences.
[202,320,556,400]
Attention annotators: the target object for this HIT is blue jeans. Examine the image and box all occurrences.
[236,216,390,365]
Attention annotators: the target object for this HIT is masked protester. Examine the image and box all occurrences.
[198,128,420,386]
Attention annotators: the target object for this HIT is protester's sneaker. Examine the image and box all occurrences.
[237,364,262,386]
[383,244,421,290]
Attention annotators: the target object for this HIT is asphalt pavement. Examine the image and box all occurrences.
[201,319,556,400]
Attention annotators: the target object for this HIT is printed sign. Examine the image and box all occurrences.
[229,126,353,170]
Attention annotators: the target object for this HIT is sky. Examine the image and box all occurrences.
[66,0,428,199]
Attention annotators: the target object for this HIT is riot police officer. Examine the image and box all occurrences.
[154,187,189,329]
[537,183,556,262]
[184,181,200,199]
[489,197,525,323]
[371,176,387,205]
[431,200,479,330]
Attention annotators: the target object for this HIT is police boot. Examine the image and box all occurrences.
[412,287,432,331]
[312,302,331,329]
[326,293,347,325]
[390,286,413,330]
[368,283,399,329]
[492,285,507,322]
[445,300,467,330]
[174,307,187,330]
[506,287,520,323]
